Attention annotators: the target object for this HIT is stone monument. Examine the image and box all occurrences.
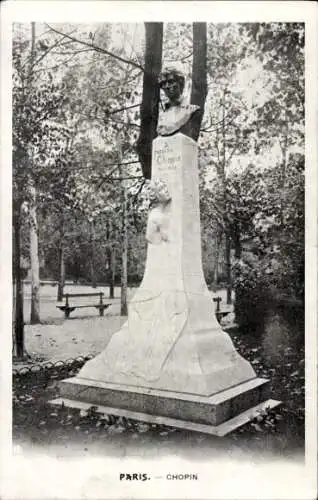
[52,66,279,435]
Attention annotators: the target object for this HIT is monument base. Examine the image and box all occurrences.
[50,376,280,436]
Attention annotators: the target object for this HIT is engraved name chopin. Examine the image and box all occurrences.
[154,143,181,171]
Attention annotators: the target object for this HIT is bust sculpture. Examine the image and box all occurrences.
[157,66,200,137]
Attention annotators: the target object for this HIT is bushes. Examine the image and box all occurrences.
[233,247,304,337]
[233,258,271,333]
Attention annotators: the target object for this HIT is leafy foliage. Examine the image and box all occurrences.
[198,22,304,320]
[232,152,304,328]
[13,25,71,210]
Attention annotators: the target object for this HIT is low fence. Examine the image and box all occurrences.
[12,354,94,378]
[22,280,74,286]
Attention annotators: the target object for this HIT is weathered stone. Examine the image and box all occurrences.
[50,397,280,437]
[58,377,271,426]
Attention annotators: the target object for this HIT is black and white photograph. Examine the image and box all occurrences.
[1,1,317,499]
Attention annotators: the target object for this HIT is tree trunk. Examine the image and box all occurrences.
[136,22,163,179]
[233,228,242,260]
[57,238,65,302]
[187,22,208,140]
[225,233,232,305]
[13,206,25,358]
[29,184,40,324]
[120,188,128,316]
[212,231,222,291]
[118,143,128,316]
[280,125,288,228]
[106,219,115,299]
[90,220,97,288]
[218,89,232,305]
[27,22,40,324]
[111,248,116,297]
[107,246,115,299]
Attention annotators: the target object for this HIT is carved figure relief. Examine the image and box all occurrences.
[145,179,171,244]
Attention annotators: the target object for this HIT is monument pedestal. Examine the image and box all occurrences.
[51,134,279,435]
[52,377,279,436]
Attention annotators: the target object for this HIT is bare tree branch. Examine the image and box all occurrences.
[77,109,141,131]
[52,48,95,55]
[119,24,144,68]
[45,24,144,71]
[107,118,141,129]
[215,127,220,166]
[109,175,143,181]
[32,53,83,74]
[93,159,141,189]
[200,110,234,132]
[96,70,142,90]
[31,33,74,68]
[81,160,140,171]
[226,140,241,166]
[21,30,77,70]
[166,51,193,63]
[131,178,146,205]
[109,103,140,115]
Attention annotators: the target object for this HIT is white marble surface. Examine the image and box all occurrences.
[157,97,200,136]
[79,134,256,396]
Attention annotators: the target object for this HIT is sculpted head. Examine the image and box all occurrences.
[159,66,185,105]
[145,178,171,208]
[157,64,200,136]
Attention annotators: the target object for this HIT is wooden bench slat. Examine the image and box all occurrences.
[57,304,110,309]
[57,292,112,318]
[63,292,103,298]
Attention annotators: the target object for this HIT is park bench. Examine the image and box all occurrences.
[213,296,232,322]
[57,292,111,319]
